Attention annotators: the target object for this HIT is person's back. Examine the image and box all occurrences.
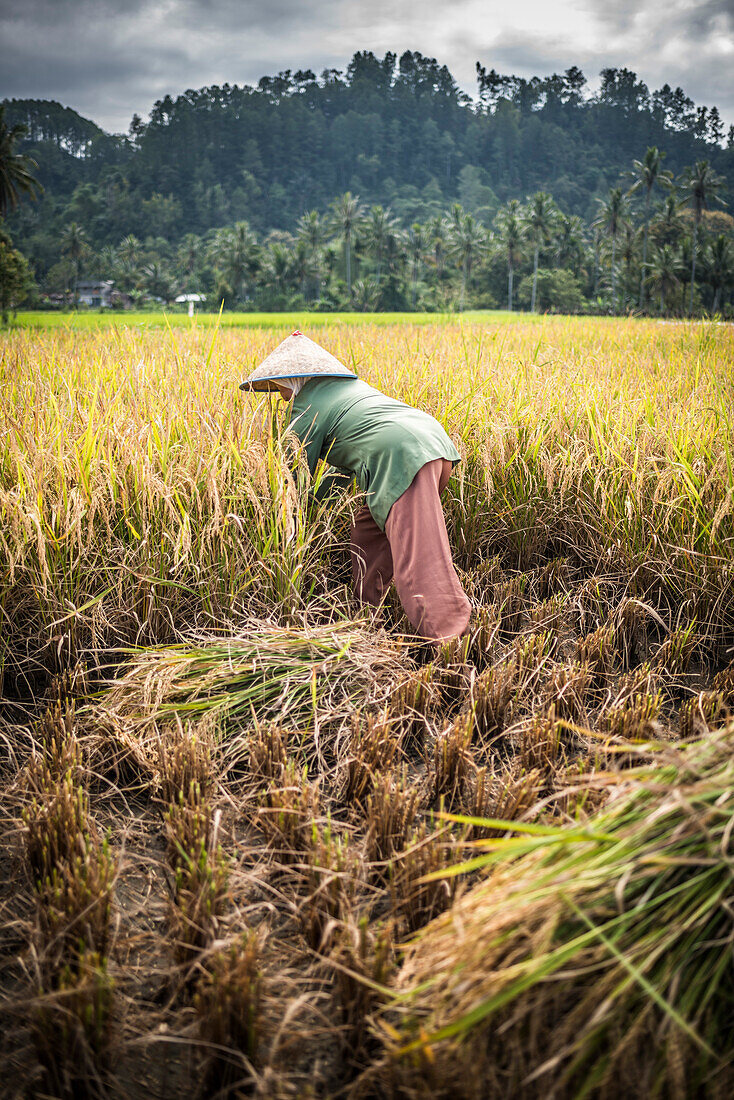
[290,376,460,530]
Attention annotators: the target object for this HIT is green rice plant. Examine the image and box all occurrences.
[390,724,734,1098]
[32,951,115,1100]
[195,929,263,1095]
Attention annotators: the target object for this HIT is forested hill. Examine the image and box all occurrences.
[4,50,733,262]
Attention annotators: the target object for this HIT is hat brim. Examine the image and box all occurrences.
[240,371,355,393]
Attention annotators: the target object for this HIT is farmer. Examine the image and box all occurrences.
[240,331,471,644]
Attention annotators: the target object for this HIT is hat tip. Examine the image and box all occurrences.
[291,329,303,336]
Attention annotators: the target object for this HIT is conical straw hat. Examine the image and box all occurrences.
[239,331,357,392]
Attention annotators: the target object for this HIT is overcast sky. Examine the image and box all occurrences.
[1,0,733,133]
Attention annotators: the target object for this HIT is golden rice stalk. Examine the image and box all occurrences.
[390,825,457,935]
[339,711,400,809]
[365,769,421,876]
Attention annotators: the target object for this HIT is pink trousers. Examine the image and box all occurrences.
[350,458,471,643]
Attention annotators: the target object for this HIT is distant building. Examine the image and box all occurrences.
[77,280,114,307]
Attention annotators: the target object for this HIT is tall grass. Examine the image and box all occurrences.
[3,318,733,699]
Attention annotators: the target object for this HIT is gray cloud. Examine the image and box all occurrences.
[1,0,732,132]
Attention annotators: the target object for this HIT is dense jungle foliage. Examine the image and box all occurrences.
[2,50,733,314]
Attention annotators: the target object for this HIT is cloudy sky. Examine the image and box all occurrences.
[1,0,732,132]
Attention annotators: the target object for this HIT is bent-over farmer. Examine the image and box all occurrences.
[240,331,471,644]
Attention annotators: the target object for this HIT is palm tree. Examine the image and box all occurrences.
[141,260,177,304]
[646,245,682,314]
[627,147,673,309]
[555,215,586,278]
[362,205,398,284]
[291,238,315,300]
[0,105,42,217]
[704,235,734,314]
[407,223,425,310]
[523,192,557,313]
[330,192,363,298]
[448,210,486,311]
[425,214,449,280]
[680,160,726,315]
[263,243,292,297]
[593,187,628,309]
[494,200,524,310]
[651,194,685,248]
[352,278,380,312]
[61,222,88,306]
[296,210,326,299]
[177,233,201,282]
[215,221,259,303]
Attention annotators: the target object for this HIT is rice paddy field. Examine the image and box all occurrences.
[2,314,734,1098]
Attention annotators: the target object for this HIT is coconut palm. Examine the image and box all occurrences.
[448,210,486,311]
[680,160,726,315]
[555,215,586,278]
[61,221,88,306]
[0,105,42,217]
[215,221,259,303]
[141,260,177,304]
[646,245,682,314]
[627,147,673,309]
[330,191,364,298]
[291,238,317,300]
[362,205,398,284]
[352,278,380,312]
[263,243,292,297]
[425,214,449,280]
[523,192,558,312]
[494,199,524,310]
[704,235,734,314]
[593,187,628,309]
[651,194,685,248]
[296,210,326,298]
[407,223,425,310]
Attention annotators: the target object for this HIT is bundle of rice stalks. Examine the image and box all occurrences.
[90,620,406,766]
[387,723,734,1099]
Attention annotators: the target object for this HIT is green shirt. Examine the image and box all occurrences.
[288,377,461,530]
